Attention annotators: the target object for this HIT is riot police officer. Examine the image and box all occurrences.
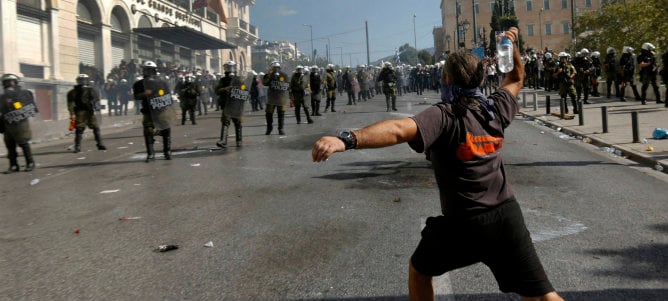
[377,62,398,111]
[543,52,557,92]
[662,49,668,105]
[196,72,210,116]
[177,74,199,125]
[324,64,337,112]
[575,48,594,104]
[637,42,662,104]
[343,66,356,105]
[555,52,578,114]
[590,51,602,97]
[309,65,323,116]
[619,46,641,102]
[133,61,173,162]
[604,47,620,99]
[117,79,131,115]
[0,74,37,173]
[67,73,107,153]
[290,65,313,124]
[104,78,119,116]
[216,61,248,147]
[262,61,290,135]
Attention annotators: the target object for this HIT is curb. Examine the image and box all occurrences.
[518,111,666,173]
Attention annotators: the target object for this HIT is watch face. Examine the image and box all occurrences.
[340,132,351,139]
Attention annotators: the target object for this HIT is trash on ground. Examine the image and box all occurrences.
[117,146,128,149]
[393,197,401,202]
[654,164,664,172]
[204,241,214,248]
[77,157,86,160]
[119,216,142,220]
[30,179,40,186]
[582,137,592,143]
[190,163,201,167]
[158,244,179,252]
[128,142,134,145]
[642,138,649,144]
[646,146,654,151]
[652,128,668,139]
[558,134,569,139]
[100,189,120,194]
[74,228,80,234]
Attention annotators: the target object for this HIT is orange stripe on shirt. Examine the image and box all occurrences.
[456,132,504,161]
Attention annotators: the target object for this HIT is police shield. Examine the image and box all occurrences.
[267,76,290,106]
[224,87,250,118]
[1,90,37,124]
[147,88,175,131]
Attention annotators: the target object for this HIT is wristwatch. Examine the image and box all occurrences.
[338,131,357,150]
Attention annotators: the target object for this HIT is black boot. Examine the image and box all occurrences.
[190,110,197,125]
[304,107,314,124]
[295,106,301,124]
[314,101,321,116]
[93,127,106,150]
[330,99,336,112]
[181,110,186,125]
[162,128,171,160]
[386,97,391,112]
[392,97,397,111]
[277,111,285,135]
[20,143,35,172]
[324,99,330,112]
[571,98,579,114]
[235,124,242,147]
[74,128,83,153]
[144,130,155,163]
[5,157,19,174]
[216,125,229,148]
[265,112,273,135]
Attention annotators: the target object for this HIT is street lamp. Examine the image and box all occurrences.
[335,46,343,67]
[539,8,544,51]
[445,34,451,53]
[459,20,470,49]
[302,24,314,63]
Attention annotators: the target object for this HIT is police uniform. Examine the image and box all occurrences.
[590,51,602,97]
[324,65,337,112]
[67,74,107,153]
[662,50,668,105]
[555,53,578,114]
[0,74,37,172]
[603,48,620,99]
[133,61,173,162]
[637,43,662,104]
[309,66,323,116]
[177,76,199,125]
[378,63,398,111]
[262,62,290,135]
[290,66,313,124]
[117,79,131,115]
[575,49,594,104]
[216,61,248,147]
[196,73,210,115]
[619,47,641,101]
[104,79,119,116]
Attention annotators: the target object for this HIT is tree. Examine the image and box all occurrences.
[418,50,434,65]
[575,0,667,54]
[489,0,523,55]
[398,43,418,65]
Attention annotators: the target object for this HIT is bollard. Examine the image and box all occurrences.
[533,93,538,111]
[559,98,565,119]
[578,100,584,126]
[631,111,639,143]
[601,106,608,133]
[546,95,551,115]
[522,91,527,108]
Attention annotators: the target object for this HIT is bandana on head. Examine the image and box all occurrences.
[440,83,495,120]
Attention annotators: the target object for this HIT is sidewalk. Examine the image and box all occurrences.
[517,87,668,172]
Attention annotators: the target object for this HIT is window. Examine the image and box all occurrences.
[543,0,550,9]
[526,0,533,11]
[585,0,592,7]
[475,3,480,14]
[545,23,552,35]
[527,24,535,36]
[490,2,497,13]
[562,22,570,34]
[561,0,567,9]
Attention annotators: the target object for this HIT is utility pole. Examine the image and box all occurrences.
[413,14,418,64]
[365,21,370,65]
[472,0,477,46]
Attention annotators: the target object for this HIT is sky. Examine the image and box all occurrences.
[250,0,443,66]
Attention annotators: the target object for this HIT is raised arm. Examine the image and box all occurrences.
[499,27,524,97]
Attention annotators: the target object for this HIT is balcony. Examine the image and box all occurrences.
[227,17,258,46]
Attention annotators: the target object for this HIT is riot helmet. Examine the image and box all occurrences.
[326,64,334,71]
[185,75,195,83]
[76,74,90,86]
[224,61,237,74]
[580,48,590,56]
[383,62,392,69]
[120,79,128,84]
[641,42,656,53]
[270,61,281,73]
[142,61,158,77]
[623,46,634,54]
[544,52,553,59]
[606,47,616,55]
[591,51,600,58]
[1,73,19,89]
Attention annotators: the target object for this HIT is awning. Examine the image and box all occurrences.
[133,26,236,50]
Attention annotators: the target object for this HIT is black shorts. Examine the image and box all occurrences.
[410,199,555,297]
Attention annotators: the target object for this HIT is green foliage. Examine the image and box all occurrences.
[418,50,433,65]
[575,0,668,54]
[398,43,419,65]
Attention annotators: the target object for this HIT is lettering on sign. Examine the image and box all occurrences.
[3,103,36,124]
[270,81,289,91]
[230,88,250,102]
[149,94,173,110]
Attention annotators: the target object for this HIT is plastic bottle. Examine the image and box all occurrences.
[655,164,664,172]
[496,32,514,73]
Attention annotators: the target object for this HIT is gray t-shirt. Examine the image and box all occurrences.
[408,88,518,214]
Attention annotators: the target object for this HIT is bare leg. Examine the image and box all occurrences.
[521,292,565,301]
[409,261,434,301]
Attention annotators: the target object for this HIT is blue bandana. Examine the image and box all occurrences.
[441,83,495,120]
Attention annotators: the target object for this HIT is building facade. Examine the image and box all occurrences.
[0,0,256,121]
[438,0,604,54]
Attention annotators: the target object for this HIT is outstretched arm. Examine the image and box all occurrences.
[311,117,418,162]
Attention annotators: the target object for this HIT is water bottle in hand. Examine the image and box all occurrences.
[496,31,514,73]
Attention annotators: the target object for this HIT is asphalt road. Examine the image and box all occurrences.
[1,90,666,301]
